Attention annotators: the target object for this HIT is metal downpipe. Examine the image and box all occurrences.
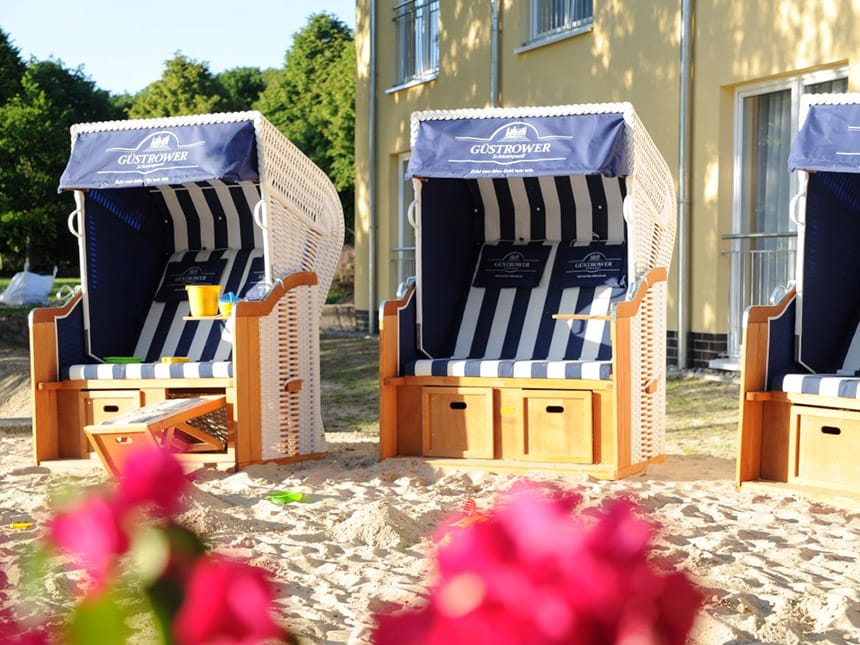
[368,0,378,333]
[677,0,693,368]
[490,0,500,107]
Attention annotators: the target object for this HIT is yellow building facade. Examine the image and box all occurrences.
[354,0,859,368]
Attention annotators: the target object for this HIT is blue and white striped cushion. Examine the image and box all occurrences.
[67,361,232,380]
[67,247,264,381]
[405,359,612,380]
[150,181,264,251]
[781,373,860,398]
[133,248,264,363]
[409,241,624,380]
[473,175,626,243]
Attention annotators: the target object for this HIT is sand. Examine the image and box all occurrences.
[1,343,859,643]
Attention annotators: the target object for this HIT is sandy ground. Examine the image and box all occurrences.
[1,341,860,643]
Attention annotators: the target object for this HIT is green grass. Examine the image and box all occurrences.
[319,335,380,433]
[318,334,743,460]
[664,375,739,458]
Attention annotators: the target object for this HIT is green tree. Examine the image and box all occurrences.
[28,59,123,122]
[217,66,266,112]
[256,12,355,242]
[0,27,25,103]
[130,53,228,118]
[0,59,121,270]
[0,74,71,270]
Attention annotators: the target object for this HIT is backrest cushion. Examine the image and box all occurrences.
[557,241,627,288]
[471,241,551,289]
[452,241,626,362]
[134,248,265,363]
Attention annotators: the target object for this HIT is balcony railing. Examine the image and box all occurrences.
[391,246,416,298]
[722,231,797,359]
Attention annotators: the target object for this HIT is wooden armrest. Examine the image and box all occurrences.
[552,313,612,321]
[614,267,669,319]
[235,271,318,318]
[30,291,83,324]
[744,287,797,325]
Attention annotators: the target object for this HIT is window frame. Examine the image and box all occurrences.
[516,0,594,54]
[388,0,440,93]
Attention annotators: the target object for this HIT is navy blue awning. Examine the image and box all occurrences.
[406,112,628,179]
[789,103,860,173]
[59,120,258,191]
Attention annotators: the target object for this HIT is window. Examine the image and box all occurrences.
[530,0,593,41]
[392,154,416,297]
[393,0,439,86]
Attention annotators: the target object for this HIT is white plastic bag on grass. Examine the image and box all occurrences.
[0,264,58,306]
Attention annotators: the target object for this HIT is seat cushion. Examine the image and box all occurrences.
[406,358,612,380]
[781,373,860,398]
[66,361,233,381]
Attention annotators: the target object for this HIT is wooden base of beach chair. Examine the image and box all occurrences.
[85,396,227,476]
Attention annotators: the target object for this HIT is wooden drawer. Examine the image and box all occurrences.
[422,386,494,458]
[791,406,860,489]
[82,390,143,427]
[521,390,593,463]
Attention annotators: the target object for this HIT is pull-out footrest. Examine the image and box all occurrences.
[85,396,227,476]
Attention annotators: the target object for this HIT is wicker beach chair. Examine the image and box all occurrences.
[30,111,344,473]
[379,103,675,478]
[738,93,860,501]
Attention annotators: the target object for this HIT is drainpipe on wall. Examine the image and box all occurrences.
[368,0,379,333]
[677,0,693,368]
[490,0,500,107]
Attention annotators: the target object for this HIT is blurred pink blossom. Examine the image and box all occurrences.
[172,554,287,645]
[374,483,702,645]
[47,495,129,594]
[116,444,188,517]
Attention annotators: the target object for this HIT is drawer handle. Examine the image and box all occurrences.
[821,425,842,436]
[450,401,468,410]
[546,405,565,414]
[114,436,133,444]
[103,405,120,413]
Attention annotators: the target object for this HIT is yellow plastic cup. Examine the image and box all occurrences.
[186,284,221,317]
[218,299,234,317]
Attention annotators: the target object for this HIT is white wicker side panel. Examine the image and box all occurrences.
[627,303,644,465]
[628,278,668,464]
[296,286,325,455]
[258,306,283,460]
[257,286,325,460]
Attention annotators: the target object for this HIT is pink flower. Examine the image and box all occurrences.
[116,445,188,517]
[374,484,703,645]
[47,495,129,594]
[172,555,287,645]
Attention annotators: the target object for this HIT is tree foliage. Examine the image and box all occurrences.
[0,74,74,269]
[217,66,267,112]
[129,53,228,118]
[0,28,25,103]
[0,14,357,270]
[0,60,122,270]
[256,12,355,241]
